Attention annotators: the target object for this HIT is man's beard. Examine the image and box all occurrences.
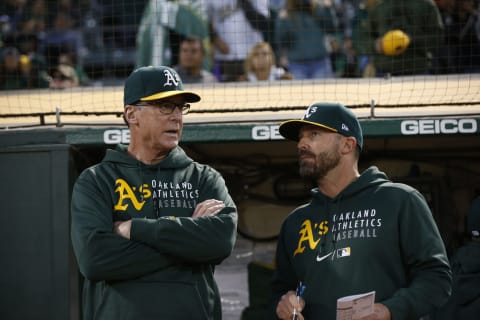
[299,147,341,180]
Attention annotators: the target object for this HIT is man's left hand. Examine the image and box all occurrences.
[192,199,225,218]
[358,303,391,320]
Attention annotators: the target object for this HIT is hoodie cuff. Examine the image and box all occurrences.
[130,218,158,246]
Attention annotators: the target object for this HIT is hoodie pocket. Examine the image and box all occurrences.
[95,279,209,320]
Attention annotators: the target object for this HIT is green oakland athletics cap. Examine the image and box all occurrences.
[123,66,201,106]
[279,102,363,150]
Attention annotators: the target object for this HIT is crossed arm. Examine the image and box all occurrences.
[71,170,237,282]
[114,199,226,239]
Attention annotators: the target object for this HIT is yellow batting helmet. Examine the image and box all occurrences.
[382,29,411,56]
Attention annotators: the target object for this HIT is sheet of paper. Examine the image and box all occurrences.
[336,291,375,320]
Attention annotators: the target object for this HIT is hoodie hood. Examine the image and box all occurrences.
[104,144,194,169]
[311,166,390,202]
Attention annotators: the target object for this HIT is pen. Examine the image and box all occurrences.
[292,282,306,320]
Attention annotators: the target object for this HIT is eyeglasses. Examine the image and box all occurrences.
[134,101,190,115]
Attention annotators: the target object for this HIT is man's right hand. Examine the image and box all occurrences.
[276,290,305,320]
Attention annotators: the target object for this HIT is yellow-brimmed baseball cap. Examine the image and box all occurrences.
[279,102,363,150]
[123,66,201,106]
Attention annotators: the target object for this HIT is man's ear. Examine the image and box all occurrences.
[341,136,357,154]
[124,105,137,125]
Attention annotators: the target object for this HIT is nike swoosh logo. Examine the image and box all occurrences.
[316,251,333,262]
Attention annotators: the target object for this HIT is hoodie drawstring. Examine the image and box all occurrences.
[137,162,159,218]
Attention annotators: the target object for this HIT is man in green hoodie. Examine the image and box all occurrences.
[71,65,238,319]
[271,102,451,320]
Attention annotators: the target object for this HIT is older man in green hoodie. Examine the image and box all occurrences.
[71,66,237,319]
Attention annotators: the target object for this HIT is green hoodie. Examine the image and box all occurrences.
[71,145,237,320]
[272,166,451,320]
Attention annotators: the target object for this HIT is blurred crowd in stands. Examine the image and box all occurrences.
[1,0,479,90]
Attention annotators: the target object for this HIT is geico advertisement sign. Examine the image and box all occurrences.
[104,129,130,144]
[252,119,478,140]
[103,119,478,144]
[401,119,477,135]
[251,125,283,140]
[103,126,284,143]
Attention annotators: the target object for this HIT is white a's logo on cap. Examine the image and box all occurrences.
[163,69,180,87]
[304,105,317,119]
[341,123,350,131]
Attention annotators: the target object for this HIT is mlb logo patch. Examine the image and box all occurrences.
[337,247,351,258]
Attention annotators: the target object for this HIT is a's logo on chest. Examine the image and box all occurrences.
[293,219,329,256]
[114,178,151,211]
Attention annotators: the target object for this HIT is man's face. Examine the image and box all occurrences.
[297,125,342,180]
[132,95,186,152]
[179,40,204,69]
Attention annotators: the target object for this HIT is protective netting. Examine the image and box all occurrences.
[1,0,479,126]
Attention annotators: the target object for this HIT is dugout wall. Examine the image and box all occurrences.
[0,144,79,320]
